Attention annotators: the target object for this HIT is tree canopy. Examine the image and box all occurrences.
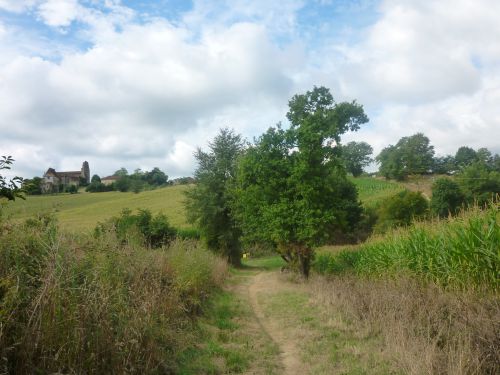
[377,133,434,180]
[185,128,245,266]
[341,141,373,177]
[233,86,368,277]
[455,146,477,168]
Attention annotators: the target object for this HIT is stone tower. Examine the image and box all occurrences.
[81,161,90,184]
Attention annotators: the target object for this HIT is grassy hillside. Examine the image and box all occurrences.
[350,176,405,207]
[2,185,191,231]
[1,178,401,233]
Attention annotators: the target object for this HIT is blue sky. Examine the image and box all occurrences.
[0,0,499,178]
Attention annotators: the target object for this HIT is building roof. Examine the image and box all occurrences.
[101,175,121,181]
[44,168,81,179]
[57,171,81,177]
[44,168,56,176]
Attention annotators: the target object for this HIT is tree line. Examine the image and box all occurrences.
[22,166,180,195]
[185,87,499,277]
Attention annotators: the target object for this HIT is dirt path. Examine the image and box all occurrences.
[245,271,305,375]
[228,265,396,375]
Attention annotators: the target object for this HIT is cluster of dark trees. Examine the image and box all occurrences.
[186,86,369,277]
[341,133,500,181]
[86,167,169,193]
[376,133,500,180]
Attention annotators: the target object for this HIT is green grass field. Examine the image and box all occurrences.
[350,177,405,208]
[1,178,401,233]
[2,185,192,232]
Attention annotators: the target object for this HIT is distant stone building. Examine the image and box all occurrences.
[42,161,90,193]
[101,175,120,186]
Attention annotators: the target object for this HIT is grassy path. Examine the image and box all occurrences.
[247,271,303,374]
[190,257,399,374]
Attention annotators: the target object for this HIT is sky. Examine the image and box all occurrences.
[0,0,499,179]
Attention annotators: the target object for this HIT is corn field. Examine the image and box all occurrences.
[315,203,500,290]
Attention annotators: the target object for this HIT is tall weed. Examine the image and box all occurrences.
[0,215,227,374]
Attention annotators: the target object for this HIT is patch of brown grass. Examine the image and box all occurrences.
[309,275,499,375]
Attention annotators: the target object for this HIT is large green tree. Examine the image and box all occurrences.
[185,128,245,266]
[377,133,434,180]
[376,145,406,180]
[341,141,373,177]
[233,87,368,277]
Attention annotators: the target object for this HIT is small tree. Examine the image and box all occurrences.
[458,162,500,205]
[430,178,464,217]
[455,146,477,168]
[377,133,434,180]
[144,167,168,186]
[115,176,131,192]
[432,155,456,174]
[114,168,128,177]
[91,174,101,183]
[376,145,406,180]
[185,128,245,266]
[24,176,43,195]
[234,87,368,277]
[0,156,24,202]
[341,141,373,177]
[67,185,78,194]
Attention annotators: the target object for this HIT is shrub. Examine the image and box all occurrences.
[431,177,464,217]
[86,181,114,192]
[67,184,78,194]
[96,209,177,248]
[458,162,500,205]
[375,190,428,232]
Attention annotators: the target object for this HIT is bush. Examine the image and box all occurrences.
[458,162,500,205]
[375,190,428,232]
[96,208,177,248]
[86,181,114,192]
[115,176,131,192]
[431,177,464,217]
[67,184,78,194]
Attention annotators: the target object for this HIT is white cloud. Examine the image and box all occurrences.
[0,0,40,13]
[324,0,500,161]
[332,0,500,106]
[0,16,294,178]
[0,0,499,180]
[37,0,80,27]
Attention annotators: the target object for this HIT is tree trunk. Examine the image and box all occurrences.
[228,248,242,267]
[297,245,312,279]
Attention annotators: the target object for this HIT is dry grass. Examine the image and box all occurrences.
[309,274,500,375]
[0,215,227,374]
